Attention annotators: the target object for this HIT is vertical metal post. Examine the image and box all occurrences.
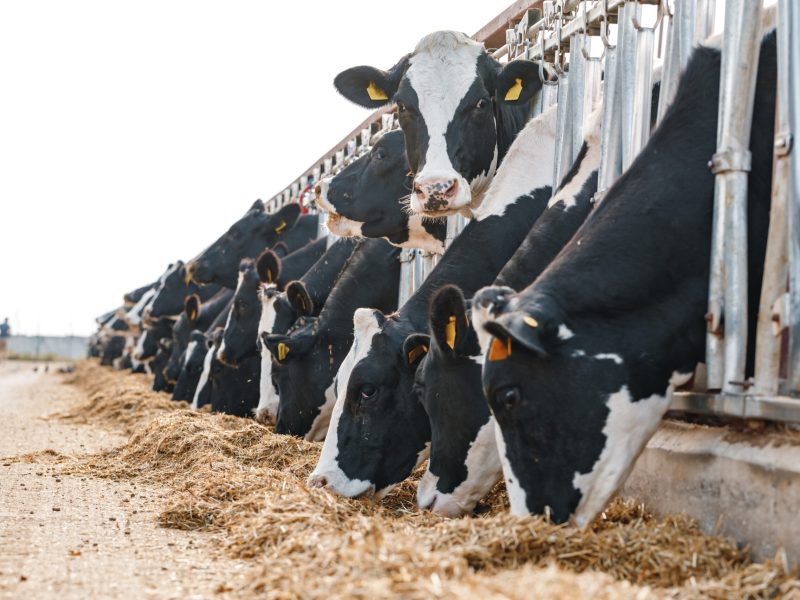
[706,0,763,393]
[568,34,587,160]
[630,8,655,158]
[787,0,800,395]
[598,9,622,196]
[619,1,641,171]
[552,71,571,189]
[754,0,791,396]
[398,249,414,307]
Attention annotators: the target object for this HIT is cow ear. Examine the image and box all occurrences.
[429,284,471,355]
[496,60,544,104]
[256,249,281,285]
[271,241,290,258]
[264,334,291,362]
[267,203,301,235]
[483,310,554,360]
[250,199,265,213]
[403,333,430,368]
[286,281,314,317]
[334,56,409,108]
[184,294,201,323]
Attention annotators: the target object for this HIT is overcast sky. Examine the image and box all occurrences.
[0,1,502,336]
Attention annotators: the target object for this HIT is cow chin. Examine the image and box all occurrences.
[417,473,469,517]
[307,467,375,499]
[325,213,364,238]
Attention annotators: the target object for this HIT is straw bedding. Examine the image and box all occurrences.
[49,362,800,598]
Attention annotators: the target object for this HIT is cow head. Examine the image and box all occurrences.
[149,261,193,318]
[172,330,209,402]
[218,257,264,368]
[474,286,677,526]
[308,309,430,498]
[187,200,301,288]
[133,316,174,362]
[334,31,543,217]
[318,130,445,253]
[411,285,501,516]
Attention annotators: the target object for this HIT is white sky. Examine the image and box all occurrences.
[0,1,502,336]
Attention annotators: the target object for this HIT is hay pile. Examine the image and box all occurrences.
[56,362,800,599]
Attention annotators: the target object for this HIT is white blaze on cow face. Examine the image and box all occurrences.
[417,417,502,517]
[492,418,528,516]
[192,344,215,410]
[254,285,279,423]
[572,382,671,528]
[308,308,383,497]
[133,330,148,361]
[125,288,156,328]
[218,270,244,363]
[184,340,198,367]
[406,32,490,215]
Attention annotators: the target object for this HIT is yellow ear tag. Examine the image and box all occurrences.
[189,308,197,321]
[184,270,192,285]
[523,315,538,328]
[445,315,457,350]
[367,81,388,101]
[275,221,287,234]
[488,337,512,362]
[504,77,523,101]
[407,344,429,364]
[277,342,290,361]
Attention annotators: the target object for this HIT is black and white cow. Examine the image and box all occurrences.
[335,31,545,216]
[123,281,157,310]
[263,239,401,440]
[209,348,261,417]
[409,110,603,516]
[188,200,318,288]
[316,130,446,253]
[192,329,222,410]
[163,288,233,388]
[151,339,174,392]
[133,316,175,363]
[255,238,359,423]
[473,32,777,526]
[148,260,222,320]
[172,330,209,402]
[307,106,559,497]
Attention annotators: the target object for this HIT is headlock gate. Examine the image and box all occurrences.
[264,0,800,423]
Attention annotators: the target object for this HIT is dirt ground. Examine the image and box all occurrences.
[0,361,249,600]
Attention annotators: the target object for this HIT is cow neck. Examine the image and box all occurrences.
[300,238,359,308]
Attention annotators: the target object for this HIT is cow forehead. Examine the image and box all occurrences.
[406,34,485,130]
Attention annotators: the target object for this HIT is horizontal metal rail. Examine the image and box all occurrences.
[671,391,800,424]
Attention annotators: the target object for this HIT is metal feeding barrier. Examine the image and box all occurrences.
[263,0,799,422]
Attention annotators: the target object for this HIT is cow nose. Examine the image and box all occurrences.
[308,474,328,488]
[413,178,459,211]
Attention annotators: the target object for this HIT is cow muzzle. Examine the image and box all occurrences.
[410,174,470,216]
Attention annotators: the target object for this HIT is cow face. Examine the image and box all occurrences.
[163,297,201,385]
[172,331,208,402]
[474,287,680,526]
[133,317,173,362]
[100,335,127,366]
[192,332,219,410]
[149,261,190,318]
[209,350,261,417]
[265,314,341,441]
[188,200,301,287]
[334,31,543,217]
[319,131,445,253]
[410,285,501,516]
[218,258,263,368]
[308,309,430,498]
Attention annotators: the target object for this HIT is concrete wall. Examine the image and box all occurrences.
[623,421,800,566]
[6,335,88,360]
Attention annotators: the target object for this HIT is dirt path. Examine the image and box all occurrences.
[0,361,249,600]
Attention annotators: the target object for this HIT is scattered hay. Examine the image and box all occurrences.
[58,362,799,599]
[53,361,185,433]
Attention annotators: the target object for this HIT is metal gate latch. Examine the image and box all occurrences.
[708,148,752,174]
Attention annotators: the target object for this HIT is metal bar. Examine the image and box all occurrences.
[568,34,587,160]
[754,0,791,396]
[787,0,800,395]
[709,0,763,394]
[398,249,415,307]
[552,72,571,189]
[598,44,622,195]
[670,391,800,424]
[619,1,640,171]
[630,11,655,159]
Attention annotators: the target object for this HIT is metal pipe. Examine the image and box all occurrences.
[568,34,587,161]
[619,1,641,171]
[707,0,763,394]
[398,249,415,307]
[787,0,800,395]
[754,0,791,396]
[552,72,571,190]
[598,45,622,196]
[630,9,655,158]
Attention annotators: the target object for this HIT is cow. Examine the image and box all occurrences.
[209,349,261,417]
[123,281,157,310]
[148,260,222,320]
[409,111,604,516]
[151,338,174,392]
[263,238,401,441]
[192,329,221,410]
[316,130,446,254]
[172,330,209,402]
[133,316,175,363]
[334,31,545,217]
[187,200,318,288]
[255,238,359,423]
[307,106,559,497]
[163,288,233,390]
[473,32,777,526]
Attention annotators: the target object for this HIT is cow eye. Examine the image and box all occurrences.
[373,148,385,161]
[396,101,406,113]
[360,384,377,401]
[495,386,521,411]
[476,97,490,110]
